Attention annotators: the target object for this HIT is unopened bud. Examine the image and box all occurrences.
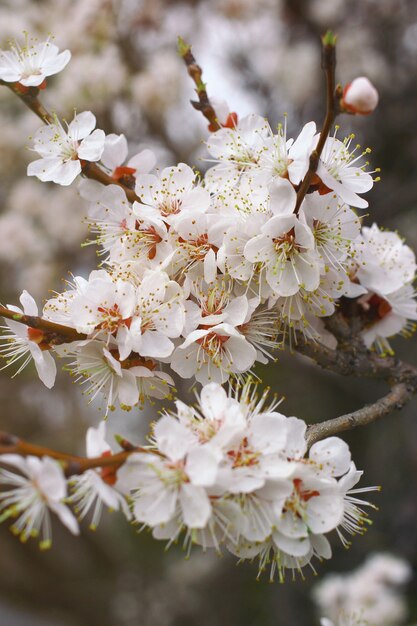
[342,77,379,115]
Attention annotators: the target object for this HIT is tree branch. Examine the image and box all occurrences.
[293,306,417,443]
[0,305,85,344]
[178,37,221,131]
[306,383,413,445]
[0,431,157,477]
[294,31,340,213]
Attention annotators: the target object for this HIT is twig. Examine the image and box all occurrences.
[306,383,412,445]
[0,431,157,477]
[178,37,221,131]
[293,304,417,444]
[294,31,339,213]
[0,305,85,344]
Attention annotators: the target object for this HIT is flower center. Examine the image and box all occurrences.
[227,437,260,468]
[160,198,182,217]
[96,304,132,333]
[273,227,301,258]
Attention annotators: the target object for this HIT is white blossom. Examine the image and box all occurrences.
[27,111,105,186]
[0,290,56,388]
[0,454,78,548]
[244,213,320,297]
[317,133,374,209]
[0,36,70,87]
[68,422,130,529]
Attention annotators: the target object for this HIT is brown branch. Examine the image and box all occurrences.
[0,81,142,203]
[178,37,221,131]
[306,383,413,446]
[5,83,54,123]
[0,305,85,344]
[0,431,158,477]
[294,31,340,213]
[293,304,417,443]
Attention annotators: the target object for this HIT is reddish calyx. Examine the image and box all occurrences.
[27,327,51,351]
[15,79,46,94]
[208,111,238,133]
[366,294,392,322]
[112,166,136,189]
[100,450,117,485]
[309,173,332,196]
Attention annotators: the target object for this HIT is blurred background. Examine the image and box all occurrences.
[0,0,417,624]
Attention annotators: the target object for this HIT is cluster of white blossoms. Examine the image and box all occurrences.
[0,382,377,580]
[2,104,415,411]
[0,36,411,581]
[313,552,413,626]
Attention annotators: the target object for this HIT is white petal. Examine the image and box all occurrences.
[50,501,80,535]
[19,290,38,316]
[86,421,110,458]
[134,488,178,526]
[185,446,219,486]
[309,437,351,477]
[43,49,71,77]
[138,330,174,358]
[307,492,344,534]
[269,178,297,215]
[128,149,156,173]
[200,382,228,419]
[179,483,211,528]
[78,129,105,162]
[32,350,57,389]
[249,414,288,454]
[117,371,138,407]
[101,133,128,170]
[153,415,195,461]
[273,530,311,557]
[68,111,96,140]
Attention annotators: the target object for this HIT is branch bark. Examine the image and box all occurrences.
[0,305,85,344]
[0,432,157,477]
[293,309,417,444]
[306,383,413,445]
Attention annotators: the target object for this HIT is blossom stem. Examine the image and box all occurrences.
[4,82,54,123]
[0,81,141,204]
[178,37,221,131]
[294,31,340,213]
[0,305,86,344]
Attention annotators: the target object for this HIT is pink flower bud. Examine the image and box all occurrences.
[342,77,379,115]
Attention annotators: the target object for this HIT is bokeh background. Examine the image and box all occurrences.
[0,0,417,624]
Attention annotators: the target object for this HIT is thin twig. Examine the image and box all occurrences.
[0,431,158,477]
[0,305,85,344]
[294,31,339,213]
[306,383,412,445]
[178,37,221,131]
